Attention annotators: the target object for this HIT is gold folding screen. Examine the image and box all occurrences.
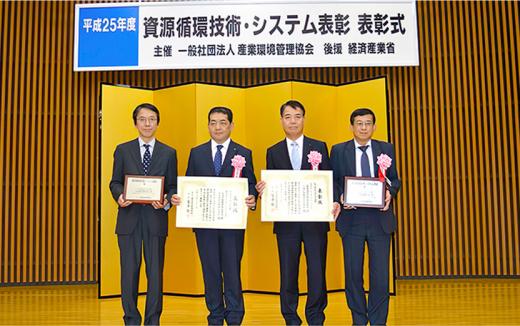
[99,80,390,296]
[0,1,519,285]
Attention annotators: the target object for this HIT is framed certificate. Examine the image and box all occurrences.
[344,177,385,208]
[123,175,165,204]
[260,170,334,222]
[175,176,249,229]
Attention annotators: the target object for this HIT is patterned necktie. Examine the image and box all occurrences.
[143,144,151,175]
[214,144,223,175]
[290,142,301,170]
[359,145,371,177]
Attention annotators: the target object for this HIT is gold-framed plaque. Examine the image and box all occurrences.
[344,177,385,208]
[123,175,165,204]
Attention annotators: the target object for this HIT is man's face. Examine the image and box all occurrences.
[281,105,304,140]
[208,112,234,144]
[135,108,158,140]
[350,114,376,144]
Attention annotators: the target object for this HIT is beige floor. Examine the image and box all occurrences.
[1,279,519,325]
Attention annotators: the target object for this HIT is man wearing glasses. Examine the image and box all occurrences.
[330,108,401,325]
[109,103,178,325]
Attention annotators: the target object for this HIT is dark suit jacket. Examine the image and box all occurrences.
[330,139,400,235]
[266,136,331,234]
[109,138,178,237]
[185,139,258,204]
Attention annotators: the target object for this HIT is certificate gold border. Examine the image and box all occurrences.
[261,170,334,222]
[123,175,165,204]
[175,176,249,229]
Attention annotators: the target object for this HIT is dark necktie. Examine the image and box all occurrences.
[214,144,223,175]
[143,144,151,175]
[359,145,371,177]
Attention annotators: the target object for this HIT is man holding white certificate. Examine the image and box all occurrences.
[171,107,257,326]
[256,100,340,326]
[109,103,178,325]
[330,108,401,325]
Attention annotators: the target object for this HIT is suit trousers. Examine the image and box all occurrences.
[276,232,328,325]
[195,229,245,326]
[118,212,166,326]
[340,210,391,326]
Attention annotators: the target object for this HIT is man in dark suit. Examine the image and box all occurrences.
[256,100,340,326]
[109,103,178,325]
[330,108,401,325]
[171,106,257,326]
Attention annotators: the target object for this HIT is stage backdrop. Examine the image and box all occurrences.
[100,78,394,297]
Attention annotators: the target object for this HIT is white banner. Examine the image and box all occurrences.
[75,0,418,71]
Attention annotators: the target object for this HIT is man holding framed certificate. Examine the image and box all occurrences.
[171,107,257,326]
[256,100,340,326]
[109,103,178,325]
[330,108,401,326]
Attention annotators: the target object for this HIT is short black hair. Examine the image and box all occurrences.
[208,106,233,123]
[350,108,376,125]
[133,103,160,125]
[280,100,305,117]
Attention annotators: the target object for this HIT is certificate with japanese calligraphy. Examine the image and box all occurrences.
[175,176,249,229]
[260,170,334,222]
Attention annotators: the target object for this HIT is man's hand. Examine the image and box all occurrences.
[117,194,132,207]
[380,190,392,211]
[152,195,168,210]
[171,194,181,206]
[245,195,256,209]
[255,180,266,197]
[340,193,356,210]
[332,202,341,221]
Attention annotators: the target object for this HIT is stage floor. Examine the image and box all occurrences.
[1,279,519,325]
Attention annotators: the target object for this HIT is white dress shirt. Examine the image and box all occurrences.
[138,137,156,160]
[286,135,304,169]
[354,139,374,177]
[211,138,231,164]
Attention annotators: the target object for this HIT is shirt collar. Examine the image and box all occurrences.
[286,135,304,148]
[211,138,231,150]
[138,137,156,149]
[354,139,372,150]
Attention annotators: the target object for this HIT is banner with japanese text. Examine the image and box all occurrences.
[74,0,418,71]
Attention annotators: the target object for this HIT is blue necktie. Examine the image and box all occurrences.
[214,144,223,175]
[359,145,371,177]
[143,144,151,175]
[290,142,301,170]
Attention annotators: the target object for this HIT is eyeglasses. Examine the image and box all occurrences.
[354,121,373,127]
[137,117,158,124]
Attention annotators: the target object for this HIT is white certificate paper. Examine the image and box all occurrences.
[175,176,249,229]
[260,170,334,222]
[124,175,164,203]
[344,177,385,208]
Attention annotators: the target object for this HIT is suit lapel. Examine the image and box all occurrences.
[345,140,356,176]
[221,140,238,176]
[148,140,164,175]
[130,139,145,175]
[279,140,293,169]
[202,141,215,175]
[371,140,382,178]
[301,136,312,170]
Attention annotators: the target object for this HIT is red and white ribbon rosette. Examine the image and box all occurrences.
[307,151,322,171]
[231,154,246,178]
[377,153,392,186]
